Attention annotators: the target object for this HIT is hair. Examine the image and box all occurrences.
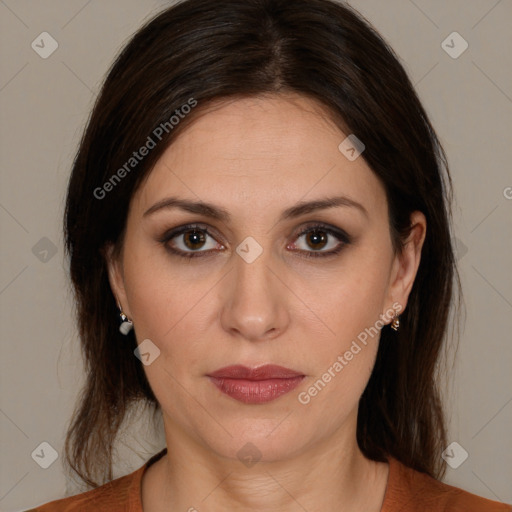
[63,0,462,488]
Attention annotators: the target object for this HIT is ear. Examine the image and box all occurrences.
[102,243,131,318]
[384,210,427,319]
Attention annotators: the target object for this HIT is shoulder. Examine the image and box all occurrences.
[23,468,142,512]
[23,447,169,512]
[383,456,512,512]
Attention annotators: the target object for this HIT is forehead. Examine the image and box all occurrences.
[133,94,387,223]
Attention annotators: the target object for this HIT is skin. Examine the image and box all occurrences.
[105,93,426,512]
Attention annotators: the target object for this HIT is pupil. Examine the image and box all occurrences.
[184,230,205,249]
[308,230,327,250]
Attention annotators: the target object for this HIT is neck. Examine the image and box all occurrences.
[142,414,389,512]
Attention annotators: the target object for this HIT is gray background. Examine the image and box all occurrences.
[0,0,511,510]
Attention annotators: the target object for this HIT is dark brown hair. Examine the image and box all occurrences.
[63,0,461,488]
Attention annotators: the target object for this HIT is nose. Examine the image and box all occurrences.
[219,239,290,343]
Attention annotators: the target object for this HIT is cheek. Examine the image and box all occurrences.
[296,271,385,417]
[125,273,213,373]
[122,251,212,418]
[121,241,221,384]
[299,249,390,350]
[293,249,390,410]
[122,232,206,334]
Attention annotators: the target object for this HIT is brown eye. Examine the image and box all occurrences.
[160,224,222,258]
[183,229,207,250]
[160,222,350,260]
[291,223,348,257]
[304,229,329,251]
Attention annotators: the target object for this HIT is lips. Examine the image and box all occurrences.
[208,364,303,380]
[207,364,305,404]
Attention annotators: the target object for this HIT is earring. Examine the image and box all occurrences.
[118,303,133,335]
[390,313,400,331]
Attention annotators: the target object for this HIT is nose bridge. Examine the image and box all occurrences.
[221,234,287,340]
[233,234,277,304]
[235,238,271,287]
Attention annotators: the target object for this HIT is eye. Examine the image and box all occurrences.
[288,222,350,259]
[159,222,351,259]
[159,224,223,258]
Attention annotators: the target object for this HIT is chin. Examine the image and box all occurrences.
[199,416,317,465]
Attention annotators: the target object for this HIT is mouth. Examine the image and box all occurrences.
[206,364,305,404]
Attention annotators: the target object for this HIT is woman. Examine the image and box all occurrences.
[27,0,511,510]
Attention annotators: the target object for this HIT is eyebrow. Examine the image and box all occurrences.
[143,195,368,222]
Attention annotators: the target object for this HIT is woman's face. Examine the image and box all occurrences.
[106,94,425,463]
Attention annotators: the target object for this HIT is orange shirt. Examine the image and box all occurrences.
[26,448,511,511]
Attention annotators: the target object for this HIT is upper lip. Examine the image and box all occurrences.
[207,364,304,380]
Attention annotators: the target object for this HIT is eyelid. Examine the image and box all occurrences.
[293,221,351,244]
[157,223,224,251]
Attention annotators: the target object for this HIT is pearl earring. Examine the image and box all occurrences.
[117,304,133,335]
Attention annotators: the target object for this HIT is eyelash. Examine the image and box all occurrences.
[158,222,351,260]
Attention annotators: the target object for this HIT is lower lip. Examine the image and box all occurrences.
[208,376,305,404]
